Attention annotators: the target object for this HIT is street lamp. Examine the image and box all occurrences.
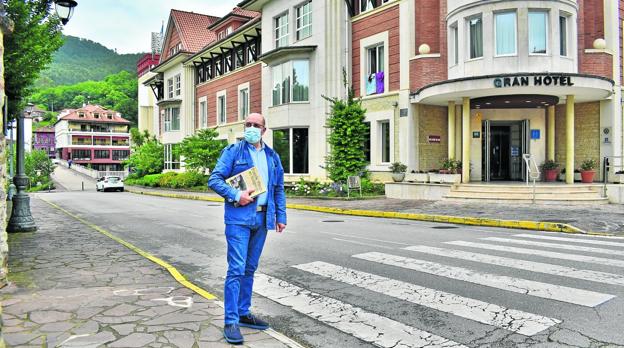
[53,0,77,25]
[7,103,36,233]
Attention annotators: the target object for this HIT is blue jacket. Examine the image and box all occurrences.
[208,141,287,230]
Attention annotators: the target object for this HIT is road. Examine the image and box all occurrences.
[38,168,624,347]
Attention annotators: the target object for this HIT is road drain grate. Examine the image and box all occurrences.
[431,226,460,229]
[322,220,345,223]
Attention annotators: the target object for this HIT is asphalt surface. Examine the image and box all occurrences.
[35,174,624,348]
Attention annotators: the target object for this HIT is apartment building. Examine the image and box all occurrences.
[143,9,220,170]
[55,105,131,171]
[33,126,56,158]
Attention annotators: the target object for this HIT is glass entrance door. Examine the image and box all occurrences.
[482,120,527,182]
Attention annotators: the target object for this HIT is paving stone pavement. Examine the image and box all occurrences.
[126,186,624,235]
[0,198,293,348]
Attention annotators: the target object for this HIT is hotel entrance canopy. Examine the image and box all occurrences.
[410,73,614,106]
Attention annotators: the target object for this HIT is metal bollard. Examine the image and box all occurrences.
[82,181,84,191]
[48,182,51,193]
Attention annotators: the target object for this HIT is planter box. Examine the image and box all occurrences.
[406,173,429,183]
[608,173,624,184]
[429,173,461,184]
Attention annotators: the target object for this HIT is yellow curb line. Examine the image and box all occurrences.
[40,197,217,300]
[126,188,591,235]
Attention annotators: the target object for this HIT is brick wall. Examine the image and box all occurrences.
[352,5,400,97]
[583,0,604,49]
[554,102,601,179]
[409,0,447,91]
[418,104,447,171]
[195,63,261,127]
[581,52,614,79]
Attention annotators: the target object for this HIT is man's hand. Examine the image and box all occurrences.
[276,223,286,233]
[238,189,255,206]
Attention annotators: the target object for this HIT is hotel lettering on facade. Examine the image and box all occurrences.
[139,0,624,183]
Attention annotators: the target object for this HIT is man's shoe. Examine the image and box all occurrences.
[239,313,270,330]
[223,324,244,344]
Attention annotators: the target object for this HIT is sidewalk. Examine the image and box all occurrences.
[0,197,300,348]
[126,186,624,235]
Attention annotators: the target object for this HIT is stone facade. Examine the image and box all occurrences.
[418,104,447,172]
[555,102,601,179]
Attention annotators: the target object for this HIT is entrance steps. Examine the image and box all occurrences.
[444,183,609,204]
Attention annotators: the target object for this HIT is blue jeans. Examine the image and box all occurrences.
[224,212,268,324]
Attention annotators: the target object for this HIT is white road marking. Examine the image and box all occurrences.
[253,273,466,348]
[294,261,560,336]
[319,231,411,245]
[513,233,624,247]
[331,238,394,249]
[353,252,615,307]
[483,237,624,256]
[445,241,624,268]
[406,245,624,286]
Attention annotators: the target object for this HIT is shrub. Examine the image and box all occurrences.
[142,174,163,187]
[174,171,206,188]
[158,172,179,188]
[541,160,560,170]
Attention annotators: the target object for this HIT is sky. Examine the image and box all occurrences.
[61,0,241,54]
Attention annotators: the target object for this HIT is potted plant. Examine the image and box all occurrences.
[430,160,462,184]
[389,162,407,182]
[541,160,560,182]
[580,159,598,183]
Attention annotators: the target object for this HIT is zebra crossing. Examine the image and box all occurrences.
[255,232,624,347]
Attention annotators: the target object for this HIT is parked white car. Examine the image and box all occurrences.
[96,176,124,192]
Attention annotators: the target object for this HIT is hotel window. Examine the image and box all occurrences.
[360,0,374,12]
[72,149,91,160]
[529,11,548,54]
[238,87,249,121]
[273,128,309,174]
[366,43,384,95]
[167,78,174,98]
[450,23,458,65]
[559,15,568,56]
[296,1,312,41]
[495,11,516,56]
[363,121,371,163]
[272,60,309,105]
[164,144,181,170]
[380,120,390,163]
[275,13,289,48]
[164,107,180,131]
[468,16,483,59]
[217,92,227,125]
[199,99,207,128]
[94,150,109,159]
[174,74,181,96]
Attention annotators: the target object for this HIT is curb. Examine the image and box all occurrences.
[126,187,590,234]
[38,197,307,348]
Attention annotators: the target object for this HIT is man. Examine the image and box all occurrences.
[208,113,287,344]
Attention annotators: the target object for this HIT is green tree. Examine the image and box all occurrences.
[124,139,164,177]
[324,71,368,182]
[4,0,64,117]
[177,128,227,173]
[24,149,54,186]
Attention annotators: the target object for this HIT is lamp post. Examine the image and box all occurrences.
[53,0,77,25]
[7,103,36,232]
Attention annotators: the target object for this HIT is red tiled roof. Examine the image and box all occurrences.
[171,9,220,53]
[231,7,260,19]
[60,105,131,124]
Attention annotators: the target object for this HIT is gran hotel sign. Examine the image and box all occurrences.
[493,75,574,88]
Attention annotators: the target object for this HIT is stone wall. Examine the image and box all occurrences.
[555,101,601,179]
[418,104,447,172]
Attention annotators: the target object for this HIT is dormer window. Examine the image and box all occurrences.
[78,112,85,118]
[226,26,233,35]
[107,113,113,119]
[218,31,225,40]
[94,113,100,119]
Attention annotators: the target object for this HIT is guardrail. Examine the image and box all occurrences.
[603,156,624,198]
[523,154,541,203]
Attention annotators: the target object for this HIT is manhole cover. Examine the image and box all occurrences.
[431,226,460,229]
[322,220,344,223]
